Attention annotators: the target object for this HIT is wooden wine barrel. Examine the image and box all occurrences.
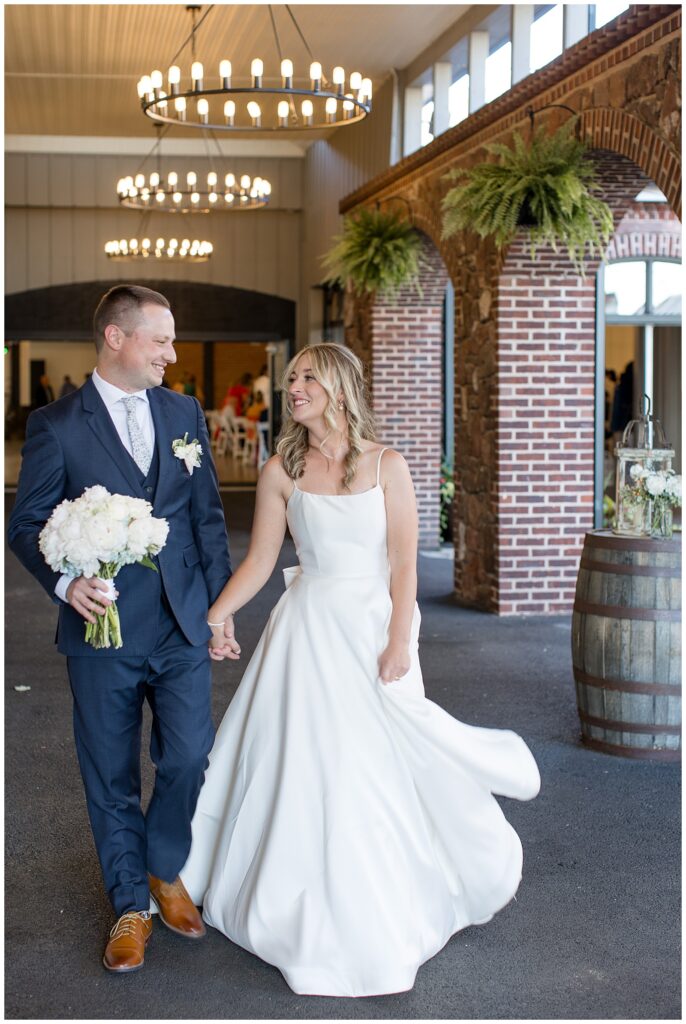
[572,530,681,761]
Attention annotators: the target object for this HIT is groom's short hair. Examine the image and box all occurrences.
[93,284,171,353]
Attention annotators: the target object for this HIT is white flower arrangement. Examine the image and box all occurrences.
[621,465,682,536]
[39,486,169,649]
[172,433,203,475]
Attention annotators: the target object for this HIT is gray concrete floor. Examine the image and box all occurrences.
[5,493,681,1020]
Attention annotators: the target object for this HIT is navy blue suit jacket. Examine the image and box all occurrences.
[8,378,231,657]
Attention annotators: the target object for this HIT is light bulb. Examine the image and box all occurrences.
[157,90,168,109]
[224,100,235,121]
[191,192,200,204]
[262,181,272,196]
[156,191,165,203]
[349,71,362,91]
[302,99,314,118]
[361,78,372,98]
[173,192,182,203]
[247,101,261,120]
[142,238,151,249]
[343,96,354,114]
[140,75,153,96]
[225,192,235,203]
[197,98,209,120]
[219,59,231,79]
[278,100,289,122]
[209,192,218,203]
[225,173,235,188]
[168,65,181,89]
[207,171,217,187]
[116,178,125,193]
[191,61,204,82]
[119,239,127,249]
[251,58,264,78]
[136,80,146,99]
[175,96,186,117]
[187,171,197,186]
[151,69,163,90]
[130,238,138,249]
[135,173,145,188]
[168,171,178,187]
[167,248,174,257]
[240,174,251,189]
[310,61,322,81]
[150,172,160,187]
[325,97,337,115]
[169,238,178,248]
[333,66,345,85]
[281,58,293,79]
[156,237,164,248]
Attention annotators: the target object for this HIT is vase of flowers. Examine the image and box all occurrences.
[617,466,681,539]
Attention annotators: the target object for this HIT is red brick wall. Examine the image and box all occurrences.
[346,236,448,546]
[496,163,680,614]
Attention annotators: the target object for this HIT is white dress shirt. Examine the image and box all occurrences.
[54,368,156,602]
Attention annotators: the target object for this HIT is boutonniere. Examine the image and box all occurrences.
[172,433,203,476]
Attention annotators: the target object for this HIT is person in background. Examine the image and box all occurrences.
[252,364,270,410]
[59,375,78,399]
[224,373,253,417]
[33,374,54,408]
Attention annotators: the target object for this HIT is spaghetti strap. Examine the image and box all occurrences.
[376,447,389,487]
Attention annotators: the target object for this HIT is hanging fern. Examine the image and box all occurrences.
[321,207,423,297]
[441,119,614,275]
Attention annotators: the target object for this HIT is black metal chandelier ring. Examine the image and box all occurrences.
[141,86,371,132]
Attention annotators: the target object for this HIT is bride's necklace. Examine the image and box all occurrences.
[311,431,346,462]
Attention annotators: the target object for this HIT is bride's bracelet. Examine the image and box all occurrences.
[208,613,234,627]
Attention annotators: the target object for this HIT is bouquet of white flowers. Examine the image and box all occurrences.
[621,465,682,537]
[39,486,169,649]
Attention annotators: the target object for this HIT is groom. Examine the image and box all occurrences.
[8,284,238,972]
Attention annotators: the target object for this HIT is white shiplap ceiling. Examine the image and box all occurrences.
[5,3,469,140]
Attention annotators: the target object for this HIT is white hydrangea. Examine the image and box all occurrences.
[629,464,649,481]
[665,475,682,502]
[644,474,667,497]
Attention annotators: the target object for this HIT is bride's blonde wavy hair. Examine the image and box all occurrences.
[276,343,376,490]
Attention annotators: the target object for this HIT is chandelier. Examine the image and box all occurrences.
[136,4,372,133]
[104,236,213,262]
[117,170,271,213]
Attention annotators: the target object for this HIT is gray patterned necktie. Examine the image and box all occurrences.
[121,396,152,475]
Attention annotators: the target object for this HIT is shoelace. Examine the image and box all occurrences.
[109,911,150,940]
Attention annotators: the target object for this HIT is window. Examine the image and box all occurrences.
[530,5,563,72]
[485,41,511,103]
[604,262,647,317]
[421,99,434,147]
[448,75,469,127]
[593,1,629,30]
[651,262,682,317]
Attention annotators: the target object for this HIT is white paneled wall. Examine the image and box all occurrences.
[5,152,304,322]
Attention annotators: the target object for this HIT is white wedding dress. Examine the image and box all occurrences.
[181,449,541,998]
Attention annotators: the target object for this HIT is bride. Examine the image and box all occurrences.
[181,342,541,998]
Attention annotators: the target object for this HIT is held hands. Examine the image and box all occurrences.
[67,576,118,624]
[208,613,241,661]
[378,639,411,685]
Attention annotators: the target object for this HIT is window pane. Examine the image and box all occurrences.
[530,5,563,72]
[485,41,511,103]
[594,1,629,30]
[604,262,647,316]
[651,262,682,316]
[421,100,434,147]
[448,75,469,127]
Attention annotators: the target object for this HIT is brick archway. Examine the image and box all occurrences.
[342,6,681,611]
[580,108,681,219]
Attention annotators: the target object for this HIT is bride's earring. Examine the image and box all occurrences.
[338,401,344,411]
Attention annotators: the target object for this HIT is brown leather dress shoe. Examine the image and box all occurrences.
[103,911,152,973]
[148,874,206,939]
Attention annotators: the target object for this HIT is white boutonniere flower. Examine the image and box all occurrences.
[172,433,203,476]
